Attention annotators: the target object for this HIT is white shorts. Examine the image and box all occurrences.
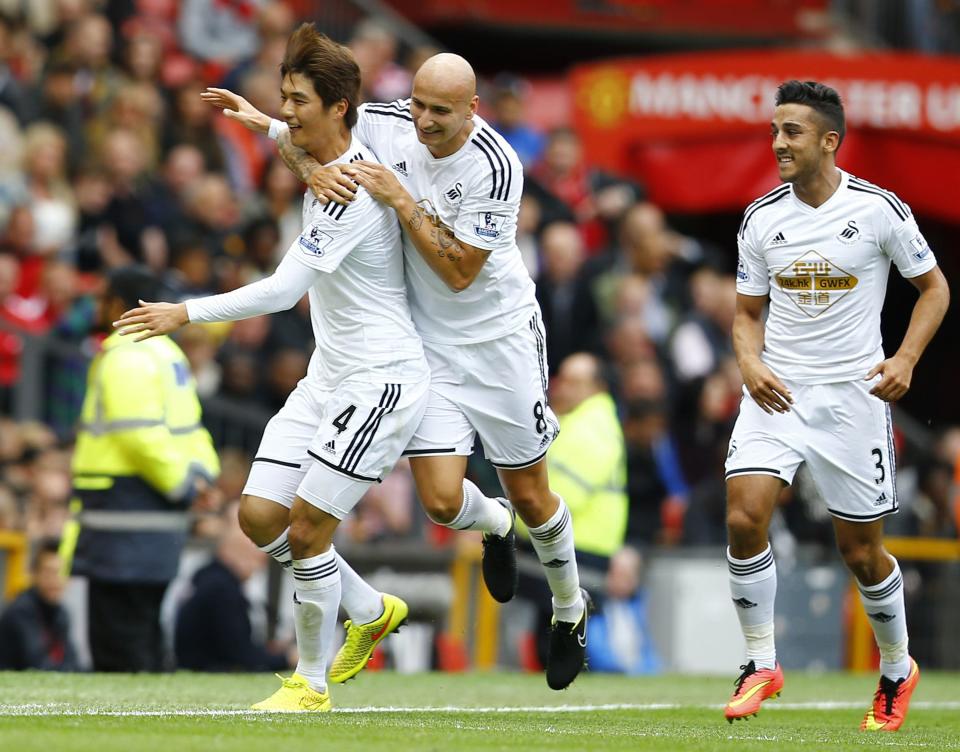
[725,379,897,522]
[244,377,429,519]
[403,313,559,469]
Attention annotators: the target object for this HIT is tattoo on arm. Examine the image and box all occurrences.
[408,208,424,231]
[276,130,321,183]
[408,198,473,269]
[437,228,459,256]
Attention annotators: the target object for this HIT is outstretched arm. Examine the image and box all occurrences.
[347,160,490,292]
[200,87,357,204]
[867,266,950,401]
[115,253,315,340]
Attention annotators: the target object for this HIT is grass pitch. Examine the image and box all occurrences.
[0,670,958,751]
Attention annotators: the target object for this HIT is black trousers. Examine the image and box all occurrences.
[88,580,169,672]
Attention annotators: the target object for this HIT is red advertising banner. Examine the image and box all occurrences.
[571,50,960,220]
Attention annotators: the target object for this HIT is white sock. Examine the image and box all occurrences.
[857,557,910,681]
[728,544,777,670]
[292,548,340,693]
[258,528,292,569]
[527,498,583,622]
[336,554,383,625]
[437,479,512,536]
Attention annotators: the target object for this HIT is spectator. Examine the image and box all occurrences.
[55,13,125,123]
[20,121,76,259]
[221,1,294,93]
[584,546,660,675]
[178,0,263,71]
[177,324,222,398]
[181,173,242,258]
[142,144,207,249]
[620,359,689,546]
[668,267,737,384]
[337,460,417,544]
[99,128,156,265]
[0,538,79,671]
[0,482,21,530]
[242,156,302,259]
[0,15,28,123]
[534,221,601,372]
[162,79,228,172]
[349,18,411,103]
[22,442,72,543]
[532,127,640,253]
[516,193,541,277]
[175,502,291,672]
[588,202,685,345]
[488,77,545,168]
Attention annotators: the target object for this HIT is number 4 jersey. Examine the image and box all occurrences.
[736,169,937,383]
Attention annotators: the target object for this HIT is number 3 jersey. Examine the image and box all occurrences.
[353,100,538,345]
[736,169,937,384]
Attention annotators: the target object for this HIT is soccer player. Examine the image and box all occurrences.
[116,25,430,711]
[207,52,589,690]
[723,80,949,730]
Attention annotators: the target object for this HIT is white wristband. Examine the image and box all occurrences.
[267,118,284,141]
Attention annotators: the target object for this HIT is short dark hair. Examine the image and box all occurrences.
[281,23,360,129]
[31,538,61,571]
[105,265,165,309]
[775,80,845,146]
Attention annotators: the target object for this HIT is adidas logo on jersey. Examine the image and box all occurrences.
[874,492,888,506]
[393,161,408,176]
[770,231,788,245]
[322,439,336,455]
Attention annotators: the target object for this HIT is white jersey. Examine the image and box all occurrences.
[354,100,538,345]
[736,169,936,384]
[186,136,427,387]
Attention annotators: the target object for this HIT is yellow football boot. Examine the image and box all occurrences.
[251,673,331,712]
[329,593,408,684]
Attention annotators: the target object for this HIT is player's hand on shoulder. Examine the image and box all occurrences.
[740,358,794,414]
[866,356,912,402]
[309,165,358,206]
[200,87,271,134]
[114,300,189,342]
[344,160,405,208]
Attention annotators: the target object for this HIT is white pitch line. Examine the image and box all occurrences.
[0,701,958,717]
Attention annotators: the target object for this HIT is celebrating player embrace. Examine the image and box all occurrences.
[205,50,589,692]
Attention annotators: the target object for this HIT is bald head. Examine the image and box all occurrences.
[410,53,479,157]
[415,53,477,101]
[551,353,605,415]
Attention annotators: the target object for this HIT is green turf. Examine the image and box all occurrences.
[0,670,957,751]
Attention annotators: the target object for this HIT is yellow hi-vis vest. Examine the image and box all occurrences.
[545,392,628,558]
[63,331,219,582]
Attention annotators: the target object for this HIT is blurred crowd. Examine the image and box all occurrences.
[1,0,959,672]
